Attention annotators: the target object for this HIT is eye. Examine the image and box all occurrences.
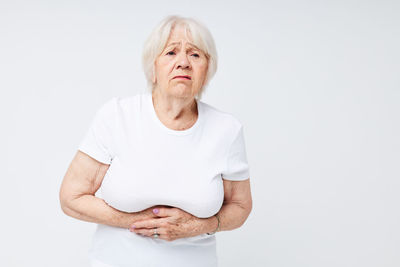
[166,51,175,56]
[191,53,200,58]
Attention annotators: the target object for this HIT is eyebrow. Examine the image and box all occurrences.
[165,42,200,50]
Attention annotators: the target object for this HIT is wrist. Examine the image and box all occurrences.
[121,211,147,229]
[206,213,220,235]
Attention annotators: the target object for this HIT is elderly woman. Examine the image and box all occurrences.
[59,15,252,267]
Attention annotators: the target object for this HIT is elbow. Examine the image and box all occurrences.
[60,202,72,217]
[59,193,70,216]
[228,199,252,229]
[242,195,252,216]
[247,197,253,215]
[245,202,252,222]
[59,186,74,217]
[59,195,80,218]
[240,198,252,226]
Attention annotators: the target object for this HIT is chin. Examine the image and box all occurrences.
[168,86,195,97]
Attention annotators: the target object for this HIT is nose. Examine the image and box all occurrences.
[176,52,191,69]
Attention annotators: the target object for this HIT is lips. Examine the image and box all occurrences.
[173,75,191,80]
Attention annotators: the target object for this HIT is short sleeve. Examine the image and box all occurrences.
[221,126,250,181]
[78,98,117,164]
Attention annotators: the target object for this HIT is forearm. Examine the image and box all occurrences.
[200,202,251,234]
[61,195,144,229]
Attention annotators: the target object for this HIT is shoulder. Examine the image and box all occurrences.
[97,93,143,115]
[199,100,244,134]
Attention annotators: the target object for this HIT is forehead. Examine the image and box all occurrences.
[164,24,199,49]
[168,24,192,41]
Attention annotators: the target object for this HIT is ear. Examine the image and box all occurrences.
[152,65,157,84]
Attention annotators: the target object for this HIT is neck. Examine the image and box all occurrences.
[151,89,198,130]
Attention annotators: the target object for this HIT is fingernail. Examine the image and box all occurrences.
[130,225,136,229]
[153,208,159,214]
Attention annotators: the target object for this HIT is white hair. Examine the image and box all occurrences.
[141,15,218,100]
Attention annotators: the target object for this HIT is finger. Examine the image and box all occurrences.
[132,218,168,229]
[128,208,171,230]
[134,227,166,238]
[152,207,177,218]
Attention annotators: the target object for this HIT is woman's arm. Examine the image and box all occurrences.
[131,178,253,240]
[59,151,157,229]
[210,178,253,232]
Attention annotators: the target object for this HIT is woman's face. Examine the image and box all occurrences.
[154,24,208,98]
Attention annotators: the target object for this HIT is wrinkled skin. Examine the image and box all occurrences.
[129,205,207,241]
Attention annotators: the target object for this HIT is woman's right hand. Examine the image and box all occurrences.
[130,205,171,227]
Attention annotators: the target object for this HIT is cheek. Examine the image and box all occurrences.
[155,67,169,81]
[155,59,173,76]
[198,65,208,81]
[200,60,209,75]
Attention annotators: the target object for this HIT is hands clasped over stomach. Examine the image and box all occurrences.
[129,205,204,241]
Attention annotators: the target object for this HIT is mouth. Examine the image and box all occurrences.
[173,75,191,80]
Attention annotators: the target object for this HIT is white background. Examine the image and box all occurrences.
[1,0,399,266]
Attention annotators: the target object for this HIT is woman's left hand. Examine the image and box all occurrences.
[129,206,209,241]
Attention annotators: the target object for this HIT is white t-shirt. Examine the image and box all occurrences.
[78,91,250,267]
